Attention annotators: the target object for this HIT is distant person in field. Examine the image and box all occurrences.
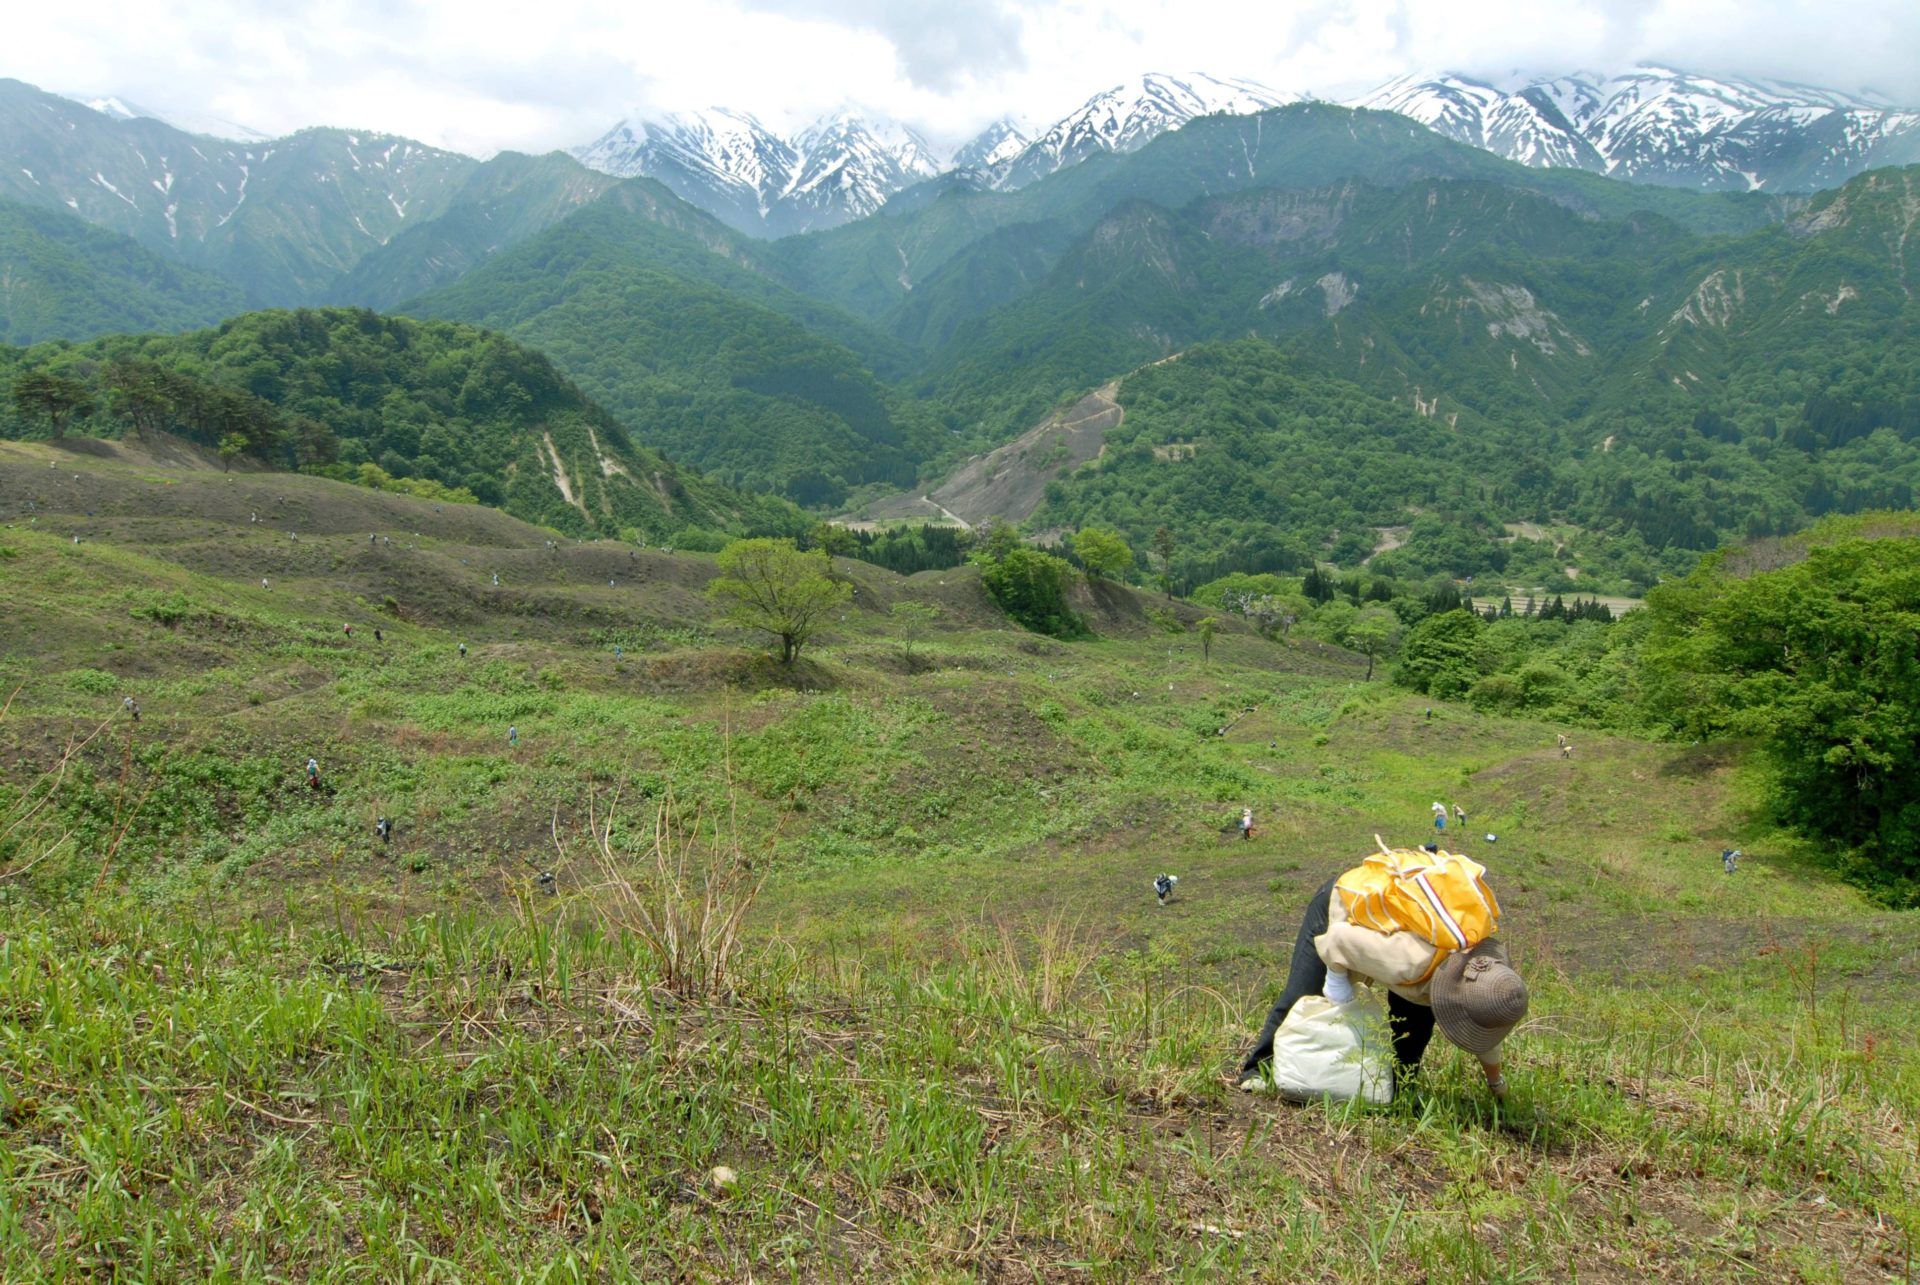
[123,696,140,722]
[1453,802,1467,829]
[508,725,518,748]
[1240,807,1255,841]
[377,816,392,845]
[1560,742,1573,760]
[1432,801,1448,836]
[1722,848,1740,875]
[458,642,467,659]
[343,623,353,639]
[1240,843,1527,1100]
[306,758,321,791]
[373,628,383,644]
[1154,873,1178,906]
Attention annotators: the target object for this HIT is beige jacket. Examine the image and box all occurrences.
[1315,894,1509,1006]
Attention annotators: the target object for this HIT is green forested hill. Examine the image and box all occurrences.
[0,307,802,541]
[1029,341,1696,591]
[769,104,1785,330]
[401,194,930,504]
[325,152,622,310]
[899,163,1920,567]
[0,199,244,344]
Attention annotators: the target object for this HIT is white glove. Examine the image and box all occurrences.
[1322,971,1356,1005]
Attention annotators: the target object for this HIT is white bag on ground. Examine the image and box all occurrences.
[1266,993,1394,1105]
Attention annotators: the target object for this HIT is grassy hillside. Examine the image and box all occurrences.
[1,441,1915,1279]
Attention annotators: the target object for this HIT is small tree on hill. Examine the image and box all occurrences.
[1197,616,1219,663]
[218,433,249,473]
[11,370,95,439]
[979,546,1085,638]
[708,538,851,665]
[891,601,940,669]
[1072,526,1133,583]
[1349,604,1403,681]
[1152,526,1177,596]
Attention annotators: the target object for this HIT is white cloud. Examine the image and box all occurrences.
[4,0,1916,156]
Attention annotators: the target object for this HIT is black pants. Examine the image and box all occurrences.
[1240,875,1436,1075]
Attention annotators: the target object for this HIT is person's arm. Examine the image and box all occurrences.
[1481,1060,1508,1099]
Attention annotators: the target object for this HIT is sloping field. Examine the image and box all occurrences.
[0,439,1915,1281]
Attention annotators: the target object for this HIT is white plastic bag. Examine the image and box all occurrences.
[1265,993,1394,1105]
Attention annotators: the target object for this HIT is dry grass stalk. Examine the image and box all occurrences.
[581,785,768,1000]
[0,685,122,882]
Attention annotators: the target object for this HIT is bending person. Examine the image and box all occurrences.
[1240,857,1528,1098]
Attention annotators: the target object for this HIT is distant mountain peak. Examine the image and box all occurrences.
[576,105,944,237]
[984,71,1302,190]
[952,116,1031,172]
[63,90,268,141]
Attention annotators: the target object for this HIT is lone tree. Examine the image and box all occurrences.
[1197,616,1220,663]
[1348,603,1404,681]
[11,370,95,439]
[890,601,940,668]
[708,538,851,665]
[1071,526,1133,583]
[1152,526,1176,596]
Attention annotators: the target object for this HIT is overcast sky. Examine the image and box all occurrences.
[8,0,1918,155]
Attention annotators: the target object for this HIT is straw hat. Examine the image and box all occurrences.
[1430,940,1528,1057]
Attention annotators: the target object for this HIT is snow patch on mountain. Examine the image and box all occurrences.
[1353,67,1920,191]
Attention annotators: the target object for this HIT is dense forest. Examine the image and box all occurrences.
[0,199,244,346]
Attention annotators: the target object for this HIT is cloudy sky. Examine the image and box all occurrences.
[7,0,1918,155]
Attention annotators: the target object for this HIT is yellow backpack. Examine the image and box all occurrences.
[1334,839,1500,952]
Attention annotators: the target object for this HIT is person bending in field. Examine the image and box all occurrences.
[1240,847,1528,1099]
[1240,807,1255,841]
[306,758,322,791]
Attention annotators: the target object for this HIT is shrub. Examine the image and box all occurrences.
[979,547,1087,639]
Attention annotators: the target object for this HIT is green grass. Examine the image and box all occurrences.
[1,440,1917,1280]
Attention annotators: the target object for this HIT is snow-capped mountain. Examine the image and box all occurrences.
[985,72,1301,189]
[571,74,1307,234]
[951,117,1031,173]
[784,112,942,230]
[1354,67,1920,190]
[575,108,795,235]
[68,92,268,142]
[573,107,941,237]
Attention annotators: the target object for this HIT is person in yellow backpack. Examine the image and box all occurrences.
[1239,841,1529,1097]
